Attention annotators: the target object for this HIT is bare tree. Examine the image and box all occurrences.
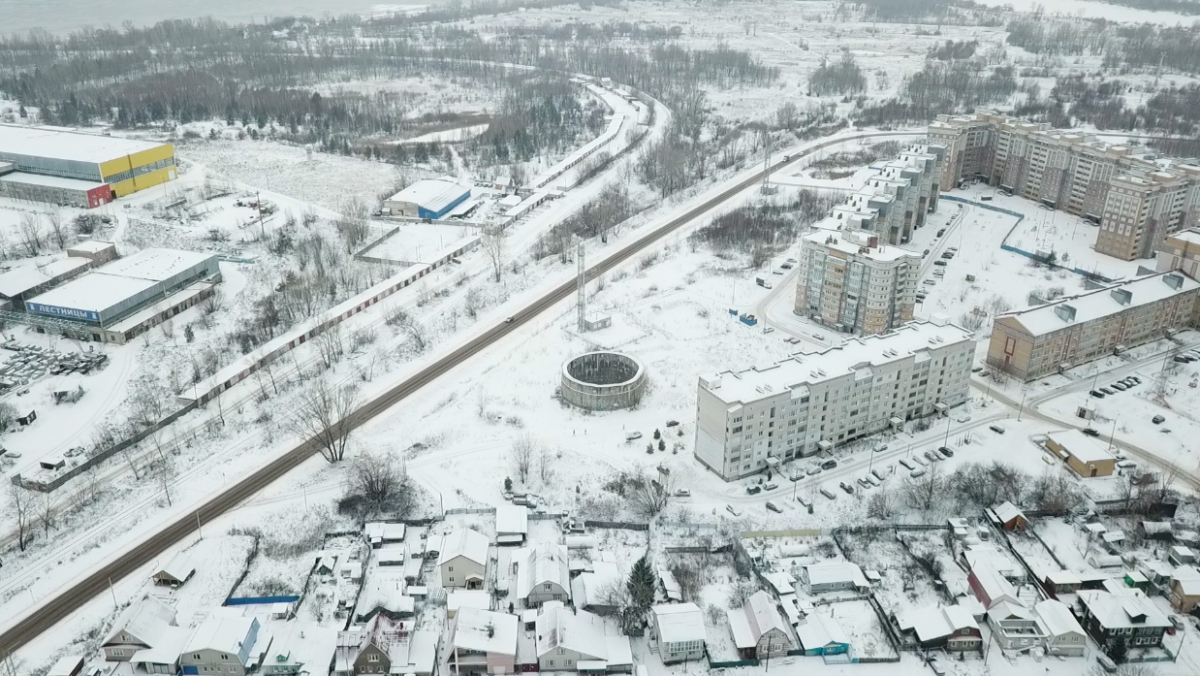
[350,451,409,516]
[313,320,346,369]
[120,445,142,479]
[482,226,505,282]
[387,308,426,351]
[538,447,555,483]
[904,463,943,512]
[46,209,67,249]
[8,484,34,551]
[866,487,896,519]
[18,212,43,256]
[36,492,55,536]
[511,434,535,484]
[289,378,361,463]
[630,471,672,518]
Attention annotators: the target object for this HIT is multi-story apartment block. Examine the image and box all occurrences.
[987,270,1200,381]
[694,320,975,481]
[930,113,1200,260]
[1156,228,1200,278]
[794,229,920,335]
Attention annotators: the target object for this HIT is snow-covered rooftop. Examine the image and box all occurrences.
[970,561,1020,609]
[1048,429,1117,465]
[0,124,168,165]
[496,504,528,535]
[453,607,518,655]
[439,528,488,567]
[0,257,89,298]
[998,270,1200,337]
[806,561,869,589]
[184,616,255,654]
[47,656,83,676]
[744,590,789,640]
[29,248,216,314]
[154,551,195,583]
[513,543,569,601]
[992,501,1025,526]
[387,178,470,212]
[535,605,626,661]
[795,612,848,650]
[653,603,706,645]
[103,594,178,647]
[802,229,921,263]
[448,590,492,614]
[1077,590,1171,630]
[1034,600,1083,638]
[726,607,756,649]
[703,320,973,406]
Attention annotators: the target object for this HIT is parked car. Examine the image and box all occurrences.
[910,468,928,478]
[938,446,954,458]
[1083,428,1100,437]
[1100,387,1115,395]
[764,482,779,491]
[820,488,837,501]
[821,459,838,470]
[923,249,931,256]
[1153,415,1166,424]
[924,450,940,462]
[1090,390,1105,398]
[1111,382,1127,391]
[726,504,743,516]
[839,481,855,495]
[674,488,691,497]
[746,484,762,495]
[857,477,872,489]
[989,425,1005,434]
[899,458,915,470]
[936,228,946,236]
[874,444,889,453]
[626,431,643,441]
[934,260,948,267]
[766,501,783,513]
[923,279,937,286]
[807,465,823,476]
[780,263,794,270]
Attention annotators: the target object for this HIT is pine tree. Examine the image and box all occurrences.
[658,439,666,451]
[653,428,661,440]
[627,554,656,612]
[1108,637,1128,663]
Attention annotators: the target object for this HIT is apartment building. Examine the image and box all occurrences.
[694,320,975,481]
[794,229,920,335]
[930,113,1200,260]
[987,270,1200,381]
[1097,171,1195,260]
[1156,228,1200,278]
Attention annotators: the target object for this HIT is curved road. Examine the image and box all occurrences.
[0,127,923,654]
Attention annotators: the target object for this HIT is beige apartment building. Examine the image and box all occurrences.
[987,271,1200,381]
[794,229,920,335]
[930,113,1200,261]
[695,320,974,481]
[1157,228,1200,278]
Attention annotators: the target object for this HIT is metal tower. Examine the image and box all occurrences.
[576,238,587,331]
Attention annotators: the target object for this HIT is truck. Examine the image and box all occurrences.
[755,277,773,289]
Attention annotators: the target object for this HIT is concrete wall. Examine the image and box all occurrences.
[560,352,645,411]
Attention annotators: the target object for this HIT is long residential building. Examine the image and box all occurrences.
[987,270,1200,381]
[929,113,1200,261]
[794,229,920,335]
[818,143,945,247]
[695,320,975,481]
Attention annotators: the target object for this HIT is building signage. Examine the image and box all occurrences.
[26,302,99,322]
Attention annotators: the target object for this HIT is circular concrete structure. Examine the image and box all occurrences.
[560,351,646,411]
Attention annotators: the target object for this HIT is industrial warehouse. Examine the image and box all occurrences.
[17,247,221,344]
[0,124,177,207]
[384,178,472,219]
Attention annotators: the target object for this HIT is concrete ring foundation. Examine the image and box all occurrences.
[560,351,646,411]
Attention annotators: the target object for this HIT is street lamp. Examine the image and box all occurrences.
[1017,387,1029,422]
[1108,417,1119,453]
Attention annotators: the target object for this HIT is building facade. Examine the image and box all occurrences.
[930,113,1200,261]
[794,229,920,335]
[695,320,975,481]
[1156,228,1200,278]
[987,270,1200,381]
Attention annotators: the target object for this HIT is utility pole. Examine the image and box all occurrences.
[1017,387,1029,421]
[256,191,265,239]
[196,511,203,539]
[1108,417,1119,453]
[107,576,118,609]
[576,238,587,332]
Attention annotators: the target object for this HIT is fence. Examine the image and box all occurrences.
[705,656,759,669]
[584,520,649,531]
[12,399,199,492]
[225,595,301,606]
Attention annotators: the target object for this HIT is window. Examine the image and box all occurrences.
[544,583,552,590]
[368,655,380,663]
[112,650,125,657]
[547,661,555,667]
[449,577,455,582]
[448,565,454,572]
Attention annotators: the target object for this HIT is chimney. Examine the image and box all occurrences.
[1054,304,1077,323]
[1110,289,1132,306]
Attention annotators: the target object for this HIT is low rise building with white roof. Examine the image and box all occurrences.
[102,594,180,662]
[1076,590,1171,651]
[651,603,706,664]
[512,543,570,607]
[384,179,471,219]
[449,607,518,675]
[805,561,870,594]
[1034,599,1086,656]
[151,552,196,587]
[179,616,269,676]
[695,320,975,480]
[439,528,489,589]
[495,504,529,546]
[534,605,632,671]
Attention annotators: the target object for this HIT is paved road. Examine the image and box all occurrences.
[0,128,926,653]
